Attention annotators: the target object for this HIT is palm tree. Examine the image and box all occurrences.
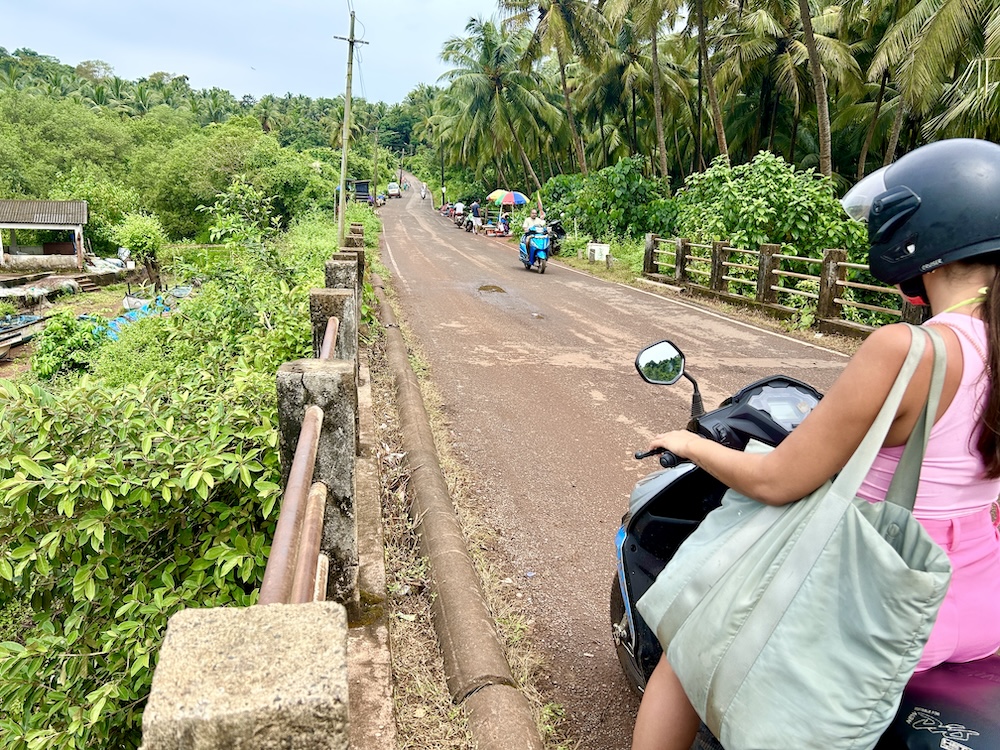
[606,0,683,178]
[440,17,564,193]
[499,0,607,174]
[797,0,832,175]
[691,0,730,164]
[873,0,1000,117]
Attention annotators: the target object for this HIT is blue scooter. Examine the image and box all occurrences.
[519,225,550,274]
[613,339,1000,749]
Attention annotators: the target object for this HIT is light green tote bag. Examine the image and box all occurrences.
[636,325,953,750]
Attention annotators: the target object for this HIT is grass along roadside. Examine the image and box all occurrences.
[369,261,574,749]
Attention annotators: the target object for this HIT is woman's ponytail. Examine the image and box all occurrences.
[976,265,1000,477]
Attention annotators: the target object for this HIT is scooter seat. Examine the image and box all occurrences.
[877,654,1000,749]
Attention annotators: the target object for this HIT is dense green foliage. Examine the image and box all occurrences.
[0,210,377,749]
[30,312,107,380]
[541,157,674,239]
[673,152,866,259]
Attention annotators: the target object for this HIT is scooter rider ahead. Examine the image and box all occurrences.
[522,207,545,233]
[632,138,1000,750]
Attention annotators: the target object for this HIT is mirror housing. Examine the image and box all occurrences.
[635,341,685,385]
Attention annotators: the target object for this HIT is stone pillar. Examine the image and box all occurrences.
[901,300,930,325]
[819,248,848,320]
[757,244,781,304]
[643,234,658,276]
[343,233,364,249]
[277,360,358,602]
[710,241,730,292]
[310,288,357,366]
[141,603,349,750]
[675,238,690,284]
[330,250,366,294]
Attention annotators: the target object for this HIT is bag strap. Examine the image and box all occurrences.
[825,324,945,504]
[705,325,947,725]
[881,326,946,512]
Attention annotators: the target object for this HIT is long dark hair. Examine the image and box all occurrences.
[976,265,1000,478]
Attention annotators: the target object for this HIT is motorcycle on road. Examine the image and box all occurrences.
[519,225,553,273]
[612,339,1000,749]
[546,218,566,255]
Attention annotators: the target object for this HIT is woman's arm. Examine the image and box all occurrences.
[647,324,926,505]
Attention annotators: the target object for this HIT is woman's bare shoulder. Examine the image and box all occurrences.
[852,323,915,370]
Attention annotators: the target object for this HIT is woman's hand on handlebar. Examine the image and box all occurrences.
[647,430,702,459]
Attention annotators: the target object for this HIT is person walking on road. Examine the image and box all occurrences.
[470,199,482,235]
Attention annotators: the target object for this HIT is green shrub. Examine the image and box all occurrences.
[0,211,374,749]
[0,372,281,749]
[0,301,18,318]
[115,213,169,290]
[673,151,866,260]
[542,157,672,240]
[30,312,106,380]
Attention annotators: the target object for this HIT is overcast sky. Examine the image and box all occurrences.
[2,0,504,105]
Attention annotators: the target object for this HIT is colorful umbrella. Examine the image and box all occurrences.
[487,189,529,206]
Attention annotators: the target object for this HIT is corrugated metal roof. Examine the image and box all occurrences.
[0,200,88,226]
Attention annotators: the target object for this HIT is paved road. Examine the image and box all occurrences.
[380,180,850,748]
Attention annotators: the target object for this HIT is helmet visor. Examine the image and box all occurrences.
[841,166,889,222]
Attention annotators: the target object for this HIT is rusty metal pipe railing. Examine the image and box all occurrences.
[258,404,324,605]
[314,553,329,602]
[319,317,340,360]
[290,481,328,603]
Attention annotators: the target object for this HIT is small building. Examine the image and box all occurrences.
[0,199,88,271]
[350,179,371,203]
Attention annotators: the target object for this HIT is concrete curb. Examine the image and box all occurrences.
[348,355,398,749]
[372,274,544,750]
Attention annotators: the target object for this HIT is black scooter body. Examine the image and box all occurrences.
[613,360,1000,749]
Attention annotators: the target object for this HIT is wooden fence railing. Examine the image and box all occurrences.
[643,235,927,335]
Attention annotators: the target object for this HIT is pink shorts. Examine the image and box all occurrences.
[915,502,1000,672]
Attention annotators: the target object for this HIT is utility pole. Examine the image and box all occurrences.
[335,12,368,246]
[372,125,379,191]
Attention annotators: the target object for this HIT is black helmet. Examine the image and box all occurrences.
[842,138,1000,297]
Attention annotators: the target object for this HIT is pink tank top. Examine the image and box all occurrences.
[856,313,1000,519]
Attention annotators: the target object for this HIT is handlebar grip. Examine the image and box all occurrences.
[634,447,666,460]
[658,451,682,469]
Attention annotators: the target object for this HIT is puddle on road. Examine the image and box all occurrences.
[479,284,506,293]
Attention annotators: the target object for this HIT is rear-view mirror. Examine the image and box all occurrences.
[635,341,685,385]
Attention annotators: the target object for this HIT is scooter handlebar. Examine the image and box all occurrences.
[633,447,664,460]
[658,451,683,469]
[633,446,683,468]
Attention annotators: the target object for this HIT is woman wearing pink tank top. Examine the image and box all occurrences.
[631,139,1000,750]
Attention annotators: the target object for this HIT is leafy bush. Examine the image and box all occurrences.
[673,151,866,260]
[0,212,368,749]
[0,301,18,318]
[542,157,672,240]
[114,213,169,290]
[31,312,106,380]
[49,170,141,255]
[0,372,281,749]
[540,173,585,219]
[197,175,282,248]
